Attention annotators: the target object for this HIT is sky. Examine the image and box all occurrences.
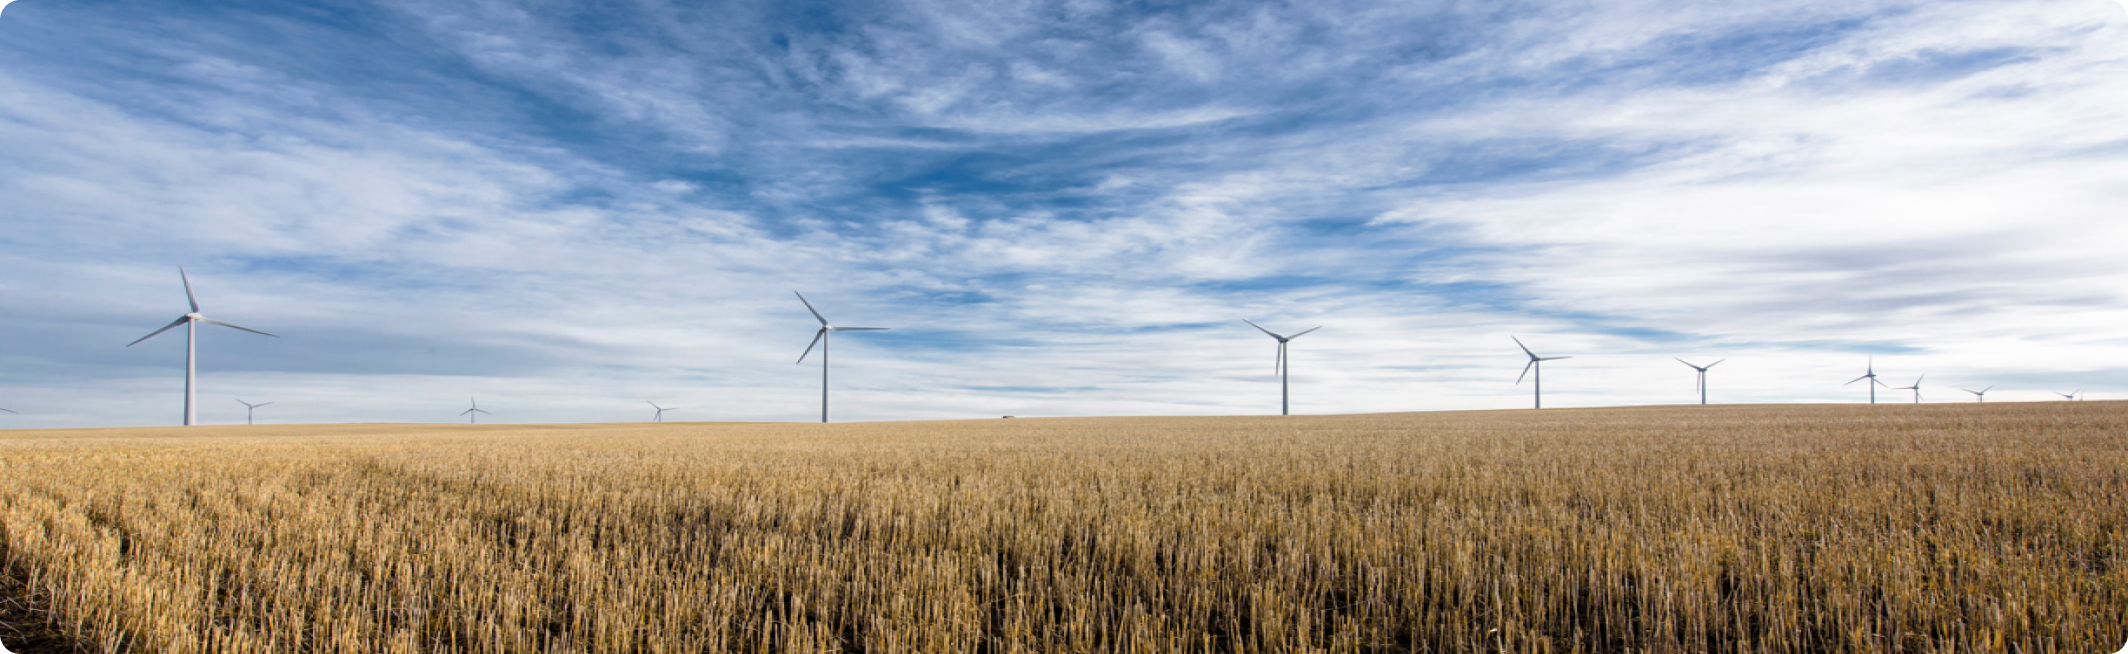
[1,0,2124,428]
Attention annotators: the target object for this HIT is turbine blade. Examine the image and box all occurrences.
[1511,336,1536,359]
[1274,342,1284,376]
[1675,358,1698,369]
[794,291,829,326]
[1543,356,1572,361]
[199,318,279,338]
[127,315,191,347]
[1516,359,1535,385]
[1845,374,1869,385]
[1243,319,1284,340]
[180,267,199,313]
[256,402,272,408]
[0,408,16,414]
[796,327,826,364]
[475,409,491,415]
[1288,326,1321,339]
[1706,359,1724,369]
[1982,385,1992,393]
[833,327,889,331]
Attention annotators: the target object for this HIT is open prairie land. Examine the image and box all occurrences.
[1,403,2124,653]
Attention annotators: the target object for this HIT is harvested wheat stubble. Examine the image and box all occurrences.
[1,402,2124,653]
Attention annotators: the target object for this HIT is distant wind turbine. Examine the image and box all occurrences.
[127,268,279,426]
[1243,320,1321,416]
[460,397,490,423]
[1960,386,1991,403]
[1513,336,1571,409]
[1894,375,1924,404]
[1675,358,1723,405]
[794,292,888,423]
[1844,357,1889,404]
[2056,390,2081,401]
[648,401,675,422]
[233,398,272,425]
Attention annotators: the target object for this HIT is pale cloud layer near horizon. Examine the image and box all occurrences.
[0,0,2123,427]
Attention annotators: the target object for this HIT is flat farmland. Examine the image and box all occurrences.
[1,403,2123,653]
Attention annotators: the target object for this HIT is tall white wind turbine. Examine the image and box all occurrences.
[460,397,490,423]
[1513,336,1571,409]
[1961,386,1991,403]
[1675,358,1723,405]
[1845,357,1889,404]
[1894,375,1924,404]
[233,398,272,425]
[1243,320,1320,416]
[648,401,675,422]
[794,292,888,424]
[127,268,279,426]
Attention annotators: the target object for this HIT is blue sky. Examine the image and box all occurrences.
[2,0,2124,427]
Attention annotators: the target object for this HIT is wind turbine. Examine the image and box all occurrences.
[2057,390,2081,401]
[233,398,272,425]
[1243,320,1321,416]
[1961,386,1991,403]
[127,268,279,426]
[1844,357,1889,404]
[460,397,490,423]
[1512,336,1571,409]
[1893,375,1924,404]
[794,292,888,424]
[1675,358,1724,405]
[648,401,675,422]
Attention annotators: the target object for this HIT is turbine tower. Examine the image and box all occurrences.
[1894,375,1924,404]
[127,268,279,426]
[1243,320,1321,416]
[1513,336,1571,409]
[1675,358,1724,405]
[233,398,272,425]
[648,401,675,422]
[460,397,490,424]
[794,292,888,424]
[1844,357,1889,404]
[1961,386,1991,403]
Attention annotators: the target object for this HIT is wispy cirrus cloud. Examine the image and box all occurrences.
[0,0,2122,427]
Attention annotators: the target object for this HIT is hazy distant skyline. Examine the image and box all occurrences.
[2,0,2124,427]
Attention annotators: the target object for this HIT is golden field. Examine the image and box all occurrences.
[1,402,2124,653]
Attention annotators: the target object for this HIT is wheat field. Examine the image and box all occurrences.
[1,402,2123,653]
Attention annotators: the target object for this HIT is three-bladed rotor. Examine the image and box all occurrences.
[794,292,889,423]
[1894,375,1925,403]
[1845,356,1890,404]
[1960,385,1992,402]
[1676,358,1724,404]
[127,268,279,425]
[648,401,675,422]
[460,397,491,423]
[234,398,272,424]
[1243,319,1320,416]
[1512,336,1571,386]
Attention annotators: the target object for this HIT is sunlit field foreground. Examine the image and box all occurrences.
[2,404,2125,653]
